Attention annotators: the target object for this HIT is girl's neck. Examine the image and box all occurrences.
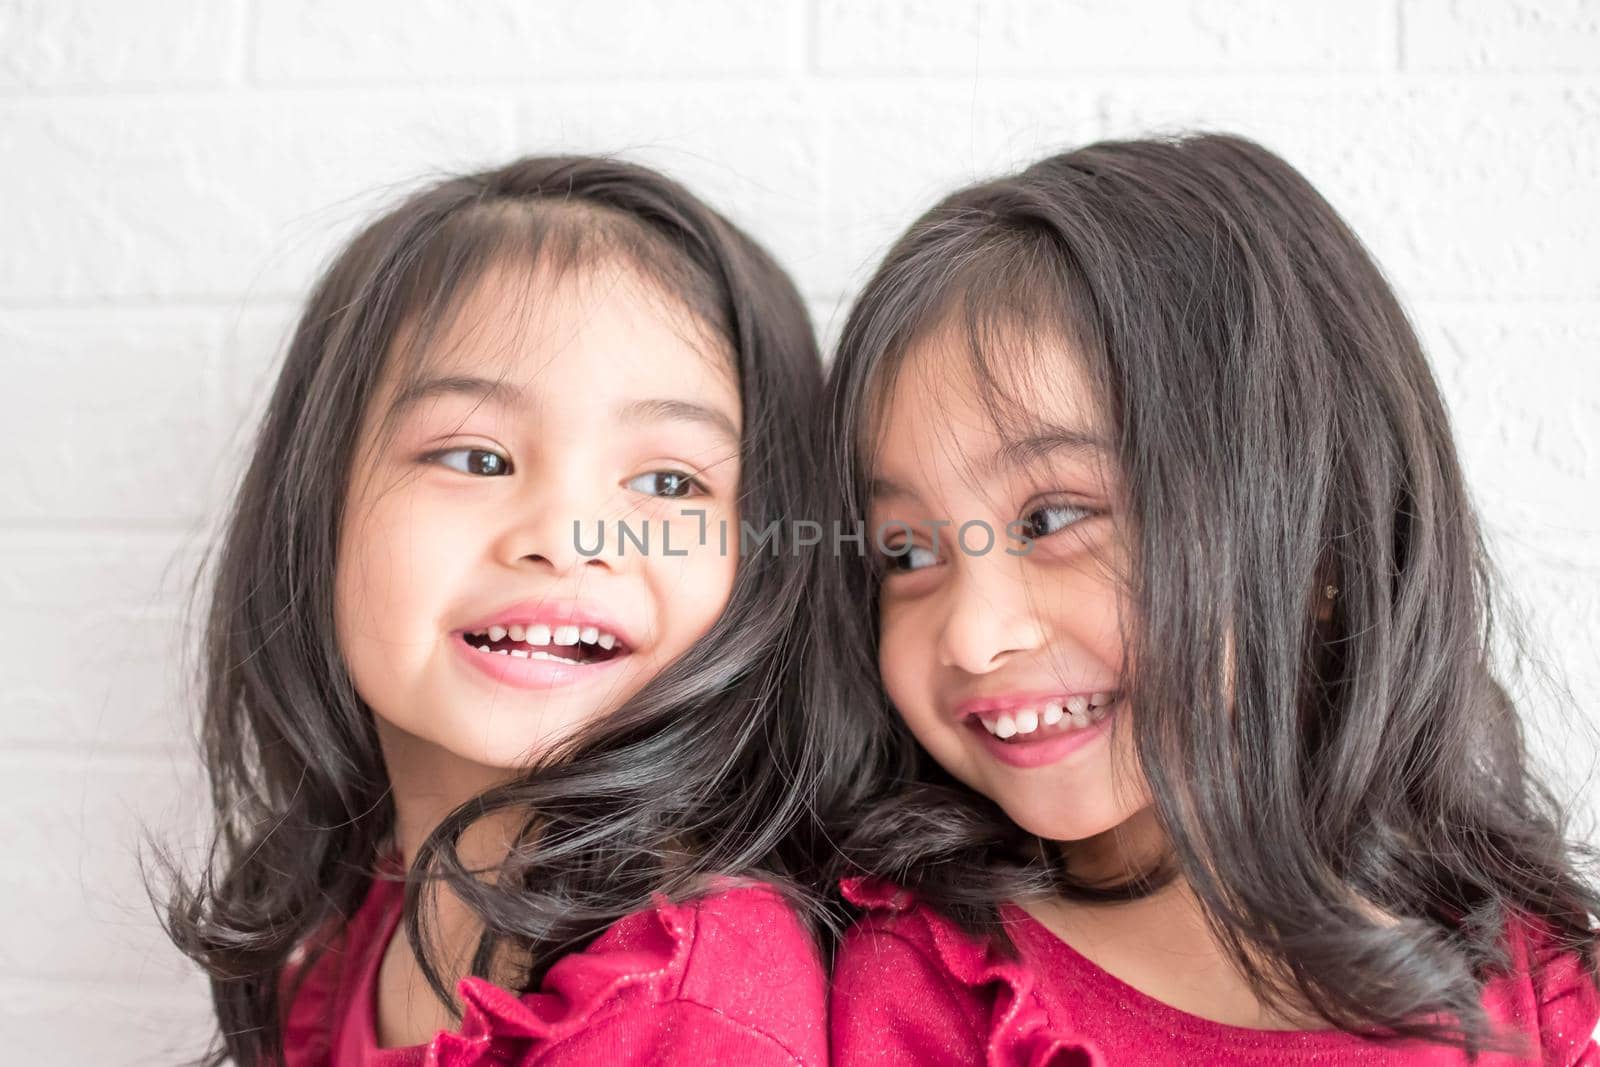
[375,715,521,870]
[1061,806,1168,885]
[1022,878,1328,1031]
[1023,810,1325,1032]
[371,717,528,1047]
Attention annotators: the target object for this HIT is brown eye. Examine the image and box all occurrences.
[433,448,512,476]
[882,543,939,573]
[1021,502,1091,539]
[625,471,705,498]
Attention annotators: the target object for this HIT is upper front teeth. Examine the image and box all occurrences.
[977,692,1118,738]
[470,623,622,650]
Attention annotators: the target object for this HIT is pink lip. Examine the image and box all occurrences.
[453,635,629,690]
[967,707,1117,768]
[456,598,635,651]
[450,598,637,692]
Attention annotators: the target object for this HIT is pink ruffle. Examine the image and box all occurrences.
[420,892,696,1067]
[841,878,1104,1067]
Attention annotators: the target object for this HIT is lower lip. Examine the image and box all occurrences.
[967,706,1116,768]
[451,636,628,690]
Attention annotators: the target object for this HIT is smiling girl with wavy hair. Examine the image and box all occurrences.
[819,133,1599,1065]
[157,156,845,1067]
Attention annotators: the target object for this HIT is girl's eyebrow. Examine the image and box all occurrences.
[868,475,918,504]
[989,426,1109,473]
[616,398,740,451]
[391,374,527,414]
[870,427,1106,504]
[389,381,739,452]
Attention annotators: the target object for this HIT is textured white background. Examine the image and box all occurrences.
[1,1,1597,1061]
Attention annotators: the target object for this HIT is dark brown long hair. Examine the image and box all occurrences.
[151,156,847,1067]
[814,132,1599,1050]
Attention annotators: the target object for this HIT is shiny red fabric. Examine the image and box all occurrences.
[831,879,1600,1067]
[279,868,827,1067]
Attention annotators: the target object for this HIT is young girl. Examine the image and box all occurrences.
[817,134,1600,1064]
[157,156,844,1067]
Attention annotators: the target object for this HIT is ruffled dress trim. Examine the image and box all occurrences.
[420,890,699,1066]
[843,878,1600,1066]
[840,877,1104,1067]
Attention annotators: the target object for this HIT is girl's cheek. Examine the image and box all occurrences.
[693,553,738,638]
[644,527,739,655]
[875,614,925,720]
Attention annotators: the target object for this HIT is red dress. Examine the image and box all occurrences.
[830,879,1600,1067]
[279,863,826,1067]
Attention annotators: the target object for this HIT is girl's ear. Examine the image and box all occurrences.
[1313,555,1340,625]
[1316,582,1338,624]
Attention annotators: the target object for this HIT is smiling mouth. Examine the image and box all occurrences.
[460,623,628,666]
[967,691,1121,742]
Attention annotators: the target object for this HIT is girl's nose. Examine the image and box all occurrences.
[933,565,1047,675]
[493,471,617,577]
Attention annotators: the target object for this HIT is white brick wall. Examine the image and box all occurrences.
[2,1,1596,1060]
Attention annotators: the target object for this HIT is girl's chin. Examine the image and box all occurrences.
[997,797,1154,848]
[390,712,602,777]
[1009,811,1127,844]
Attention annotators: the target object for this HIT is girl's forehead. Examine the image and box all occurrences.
[876,319,1106,455]
[382,258,739,415]
[867,323,1116,508]
[444,260,729,370]
[349,263,745,466]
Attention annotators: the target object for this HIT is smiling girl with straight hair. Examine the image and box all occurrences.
[154,156,845,1067]
[818,133,1599,1065]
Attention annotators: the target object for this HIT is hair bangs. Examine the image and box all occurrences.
[852,217,1117,510]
